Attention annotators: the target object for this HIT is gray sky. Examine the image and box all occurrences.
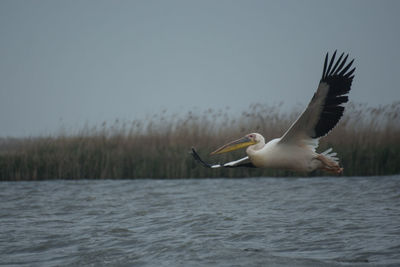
[1,0,399,137]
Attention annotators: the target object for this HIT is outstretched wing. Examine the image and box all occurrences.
[190,148,256,168]
[280,51,355,144]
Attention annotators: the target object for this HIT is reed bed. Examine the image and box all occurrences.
[0,102,399,180]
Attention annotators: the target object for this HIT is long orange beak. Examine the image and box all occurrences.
[210,136,256,155]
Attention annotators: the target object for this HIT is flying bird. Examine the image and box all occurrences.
[191,51,355,174]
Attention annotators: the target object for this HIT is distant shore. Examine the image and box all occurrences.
[1,102,399,180]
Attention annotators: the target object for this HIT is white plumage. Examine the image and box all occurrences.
[192,51,355,174]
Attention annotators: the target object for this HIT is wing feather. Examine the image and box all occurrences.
[190,148,256,168]
[280,51,355,144]
[330,52,344,74]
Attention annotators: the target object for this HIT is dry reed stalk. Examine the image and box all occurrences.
[0,102,399,180]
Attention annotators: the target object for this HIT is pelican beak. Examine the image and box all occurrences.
[210,136,256,155]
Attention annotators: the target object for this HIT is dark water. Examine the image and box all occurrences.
[1,176,400,267]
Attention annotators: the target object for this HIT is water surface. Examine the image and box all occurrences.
[1,176,400,266]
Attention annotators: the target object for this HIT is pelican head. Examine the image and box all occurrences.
[210,133,264,155]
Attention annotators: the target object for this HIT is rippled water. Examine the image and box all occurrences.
[1,176,400,266]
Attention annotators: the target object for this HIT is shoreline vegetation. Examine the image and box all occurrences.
[1,102,400,180]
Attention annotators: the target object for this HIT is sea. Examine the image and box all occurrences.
[1,176,399,267]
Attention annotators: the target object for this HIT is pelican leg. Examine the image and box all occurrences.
[316,154,343,174]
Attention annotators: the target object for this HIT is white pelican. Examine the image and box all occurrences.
[191,51,355,174]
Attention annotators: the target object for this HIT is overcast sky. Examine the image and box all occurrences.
[1,0,399,137]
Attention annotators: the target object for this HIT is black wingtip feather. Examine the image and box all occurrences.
[190,148,212,168]
[339,59,354,76]
[325,50,337,77]
[345,67,356,78]
[322,52,329,79]
[314,51,355,138]
[330,52,344,75]
[190,147,256,169]
[333,54,349,75]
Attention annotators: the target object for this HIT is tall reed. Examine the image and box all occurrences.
[0,102,399,180]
